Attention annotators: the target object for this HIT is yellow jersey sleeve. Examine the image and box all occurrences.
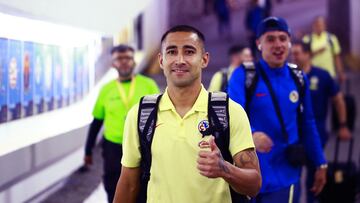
[208,71,223,92]
[121,104,142,168]
[228,99,255,156]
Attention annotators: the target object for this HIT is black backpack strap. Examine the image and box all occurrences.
[208,92,249,203]
[243,61,259,112]
[208,92,230,160]
[288,63,305,140]
[257,65,289,142]
[137,93,162,203]
[220,68,229,92]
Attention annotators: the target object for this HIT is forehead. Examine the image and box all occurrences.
[242,48,251,54]
[315,17,325,24]
[291,44,303,51]
[162,32,203,49]
[112,50,134,57]
[261,31,290,39]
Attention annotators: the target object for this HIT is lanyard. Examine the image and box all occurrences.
[116,77,136,110]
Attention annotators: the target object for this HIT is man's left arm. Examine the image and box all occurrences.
[332,35,346,83]
[197,101,261,197]
[197,138,261,197]
[301,75,327,195]
[332,92,351,140]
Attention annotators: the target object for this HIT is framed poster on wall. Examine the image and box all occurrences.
[34,43,45,114]
[67,48,75,104]
[43,45,54,111]
[82,46,90,96]
[23,41,35,117]
[74,47,83,101]
[7,39,22,120]
[53,46,63,108]
[60,47,71,106]
[0,38,8,123]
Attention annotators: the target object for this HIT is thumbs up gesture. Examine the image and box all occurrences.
[197,136,230,178]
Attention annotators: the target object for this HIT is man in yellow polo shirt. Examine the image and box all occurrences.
[303,16,345,82]
[83,45,159,203]
[113,25,261,203]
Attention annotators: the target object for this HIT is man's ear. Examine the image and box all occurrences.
[202,52,210,69]
[158,53,163,70]
[256,40,261,51]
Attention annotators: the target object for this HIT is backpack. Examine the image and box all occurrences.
[136,92,248,203]
[220,67,229,92]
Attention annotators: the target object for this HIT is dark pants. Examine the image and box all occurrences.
[102,138,122,203]
[306,163,317,203]
[251,182,301,203]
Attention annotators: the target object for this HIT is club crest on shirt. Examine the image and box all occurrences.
[198,120,210,133]
[310,76,319,90]
[289,90,299,103]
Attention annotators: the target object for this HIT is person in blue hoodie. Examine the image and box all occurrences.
[228,17,327,203]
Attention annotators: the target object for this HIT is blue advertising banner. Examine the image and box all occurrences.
[34,43,45,114]
[60,47,71,106]
[82,46,89,96]
[23,41,35,116]
[0,38,8,123]
[43,45,54,111]
[7,39,22,120]
[68,48,75,104]
[53,46,63,108]
[74,47,82,101]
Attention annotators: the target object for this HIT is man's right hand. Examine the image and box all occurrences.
[253,132,273,153]
[84,155,93,166]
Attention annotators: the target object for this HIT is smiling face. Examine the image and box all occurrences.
[158,31,209,88]
[257,31,290,68]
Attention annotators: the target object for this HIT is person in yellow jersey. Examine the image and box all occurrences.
[208,45,254,92]
[303,16,346,83]
[83,45,160,203]
[113,25,261,203]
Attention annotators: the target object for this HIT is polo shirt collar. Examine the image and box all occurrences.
[312,31,327,39]
[159,85,208,113]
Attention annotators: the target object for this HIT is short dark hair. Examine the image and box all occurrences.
[292,40,311,53]
[228,45,247,56]
[110,44,134,55]
[160,25,205,46]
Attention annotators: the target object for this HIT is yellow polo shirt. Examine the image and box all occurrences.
[122,86,254,203]
[208,67,235,92]
[303,32,341,77]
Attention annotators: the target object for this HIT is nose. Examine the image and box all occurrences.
[175,53,185,65]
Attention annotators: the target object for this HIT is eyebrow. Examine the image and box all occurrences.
[165,45,177,51]
[165,45,197,51]
[183,45,196,50]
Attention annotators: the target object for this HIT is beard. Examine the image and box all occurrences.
[117,66,134,78]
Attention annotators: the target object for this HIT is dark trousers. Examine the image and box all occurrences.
[251,182,301,203]
[102,138,122,203]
